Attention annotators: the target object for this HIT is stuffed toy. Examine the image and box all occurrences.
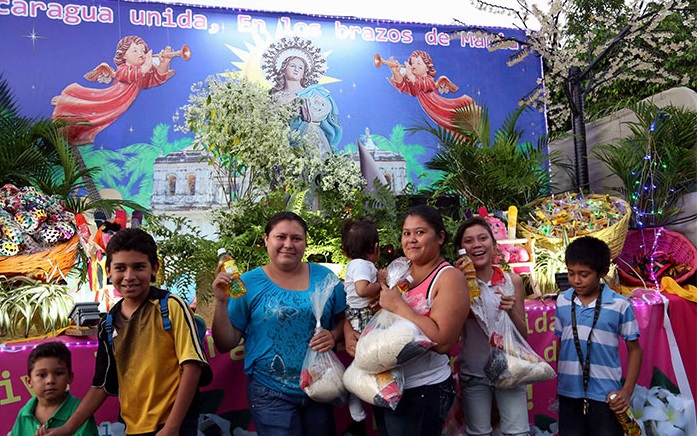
[478,208,530,265]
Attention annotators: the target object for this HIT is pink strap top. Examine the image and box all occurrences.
[404,261,453,316]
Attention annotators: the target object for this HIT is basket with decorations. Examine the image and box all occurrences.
[0,184,79,282]
[518,193,630,294]
[518,193,630,259]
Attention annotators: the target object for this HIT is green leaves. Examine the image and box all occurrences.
[175,73,307,204]
[419,105,570,212]
[0,276,74,338]
[593,102,697,227]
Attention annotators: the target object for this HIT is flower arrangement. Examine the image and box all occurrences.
[631,384,689,435]
[174,72,320,204]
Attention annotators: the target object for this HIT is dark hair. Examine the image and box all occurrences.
[565,236,611,275]
[454,216,496,254]
[28,341,71,375]
[106,228,159,269]
[404,205,448,249]
[265,211,308,236]
[341,219,379,260]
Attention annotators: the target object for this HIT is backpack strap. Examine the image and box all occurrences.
[160,291,172,331]
[105,290,171,346]
[105,312,114,346]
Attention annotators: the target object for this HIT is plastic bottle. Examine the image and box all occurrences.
[217,248,247,298]
[395,275,414,294]
[458,248,481,301]
[608,393,642,436]
[74,213,91,242]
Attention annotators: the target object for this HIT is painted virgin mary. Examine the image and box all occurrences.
[262,37,341,156]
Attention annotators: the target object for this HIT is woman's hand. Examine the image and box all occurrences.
[496,288,515,312]
[379,283,404,313]
[344,328,361,357]
[310,328,335,353]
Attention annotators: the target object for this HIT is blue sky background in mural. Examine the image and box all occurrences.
[1,0,546,205]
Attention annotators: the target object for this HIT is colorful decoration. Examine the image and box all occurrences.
[0,184,75,256]
[522,192,625,238]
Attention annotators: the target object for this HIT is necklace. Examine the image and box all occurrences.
[571,291,602,415]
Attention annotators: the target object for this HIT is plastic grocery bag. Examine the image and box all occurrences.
[442,388,465,436]
[299,274,347,404]
[386,256,412,292]
[354,309,436,373]
[474,286,555,388]
[343,362,404,410]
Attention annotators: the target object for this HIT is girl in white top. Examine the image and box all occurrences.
[341,218,385,428]
[455,216,530,436]
[341,219,386,333]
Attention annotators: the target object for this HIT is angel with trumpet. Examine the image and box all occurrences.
[52,35,190,146]
[375,50,478,131]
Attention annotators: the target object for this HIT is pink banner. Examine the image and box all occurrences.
[1,292,694,435]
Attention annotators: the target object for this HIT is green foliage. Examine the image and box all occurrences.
[212,190,292,273]
[141,215,218,304]
[581,1,697,124]
[418,105,572,212]
[0,276,74,338]
[0,74,146,216]
[533,245,568,295]
[593,102,697,227]
[143,182,404,303]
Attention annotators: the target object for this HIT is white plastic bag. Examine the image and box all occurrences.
[473,286,555,388]
[386,256,412,291]
[300,346,347,403]
[354,309,436,373]
[343,362,404,410]
[299,274,347,403]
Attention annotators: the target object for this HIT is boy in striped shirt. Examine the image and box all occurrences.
[555,236,642,435]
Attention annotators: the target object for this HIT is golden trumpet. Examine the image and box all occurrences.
[373,53,400,68]
[154,45,191,61]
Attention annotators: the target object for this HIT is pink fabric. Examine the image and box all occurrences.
[52,64,168,145]
[391,75,475,130]
[3,296,693,435]
[403,261,451,316]
[663,292,697,401]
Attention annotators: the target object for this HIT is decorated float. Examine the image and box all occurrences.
[1,2,697,435]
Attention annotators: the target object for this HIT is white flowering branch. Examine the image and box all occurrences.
[457,0,696,190]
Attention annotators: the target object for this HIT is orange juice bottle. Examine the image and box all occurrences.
[217,248,247,298]
[396,275,413,294]
[458,248,481,300]
[608,394,642,436]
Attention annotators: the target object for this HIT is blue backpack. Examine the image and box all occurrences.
[105,291,212,386]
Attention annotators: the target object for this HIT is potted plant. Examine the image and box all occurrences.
[593,102,697,286]
[416,104,573,213]
[592,102,697,228]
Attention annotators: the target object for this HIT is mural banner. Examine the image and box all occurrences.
[0,0,545,225]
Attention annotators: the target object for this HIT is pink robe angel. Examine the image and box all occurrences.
[390,75,475,131]
[52,63,169,145]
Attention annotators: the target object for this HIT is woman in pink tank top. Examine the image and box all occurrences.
[373,205,470,436]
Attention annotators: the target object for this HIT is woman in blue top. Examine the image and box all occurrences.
[211,211,346,436]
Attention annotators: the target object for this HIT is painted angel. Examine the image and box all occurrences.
[52,35,179,145]
[380,50,477,131]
